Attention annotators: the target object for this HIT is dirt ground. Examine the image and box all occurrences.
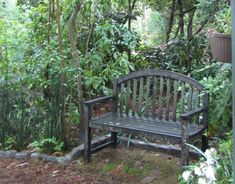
[0,146,182,184]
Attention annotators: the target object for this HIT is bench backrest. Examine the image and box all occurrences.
[113,69,208,123]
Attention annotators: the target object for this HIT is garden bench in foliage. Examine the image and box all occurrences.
[83,69,209,166]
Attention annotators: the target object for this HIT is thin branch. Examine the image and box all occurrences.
[183,7,196,14]
[193,19,209,36]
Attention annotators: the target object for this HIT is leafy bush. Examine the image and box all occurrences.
[81,21,139,97]
[200,64,232,135]
[136,34,209,76]
[28,137,64,154]
[214,4,231,34]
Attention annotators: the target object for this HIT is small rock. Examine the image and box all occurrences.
[42,154,57,162]
[69,145,83,160]
[0,151,5,157]
[31,152,41,159]
[16,151,31,159]
[65,154,73,162]
[5,150,17,158]
[57,156,69,165]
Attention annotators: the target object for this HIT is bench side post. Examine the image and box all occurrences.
[84,104,92,162]
[181,118,189,166]
[201,93,209,151]
[112,79,118,113]
[111,79,118,147]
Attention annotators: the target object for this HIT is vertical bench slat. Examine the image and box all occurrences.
[166,79,171,120]
[144,77,151,117]
[172,80,178,121]
[112,80,118,113]
[151,77,157,118]
[188,86,193,111]
[138,77,144,116]
[159,77,164,119]
[180,83,185,114]
[126,80,131,115]
[202,93,209,125]
[132,79,137,116]
[119,83,125,115]
[195,90,200,124]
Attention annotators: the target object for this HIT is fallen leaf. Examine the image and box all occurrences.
[6,162,16,169]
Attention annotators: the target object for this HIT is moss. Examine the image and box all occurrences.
[123,165,142,176]
[102,162,117,172]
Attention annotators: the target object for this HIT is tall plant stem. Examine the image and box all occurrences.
[67,0,85,144]
[56,0,66,143]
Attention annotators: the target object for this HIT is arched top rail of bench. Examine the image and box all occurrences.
[115,69,204,91]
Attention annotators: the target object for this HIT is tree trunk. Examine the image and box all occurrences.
[128,0,131,63]
[166,0,176,42]
[67,0,85,145]
[44,0,52,100]
[127,0,137,64]
[177,0,184,37]
[56,0,66,143]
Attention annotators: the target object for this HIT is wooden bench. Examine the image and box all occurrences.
[83,69,209,166]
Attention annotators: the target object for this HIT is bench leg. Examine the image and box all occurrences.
[181,119,189,166]
[84,126,91,162]
[111,132,117,148]
[181,139,189,166]
[201,134,208,152]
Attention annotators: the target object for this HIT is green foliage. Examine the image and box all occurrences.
[0,0,141,151]
[201,64,232,135]
[216,133,233,184]
[102,163,117,172]
[136,34,208,76]
[81,21,139,97]
[0,136,17,151]
[28,137,64,154]
[195,0,221,23]
[123,165,142,176]
[196,0,231,34]
[143,10,166,46]
[214,4,231,34]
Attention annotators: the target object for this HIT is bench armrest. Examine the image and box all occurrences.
[83,96,115,106]
[180,107,208,120]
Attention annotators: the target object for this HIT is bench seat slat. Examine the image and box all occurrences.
[90,113,205,138]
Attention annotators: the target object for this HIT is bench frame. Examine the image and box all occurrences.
[83,69,209,166]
